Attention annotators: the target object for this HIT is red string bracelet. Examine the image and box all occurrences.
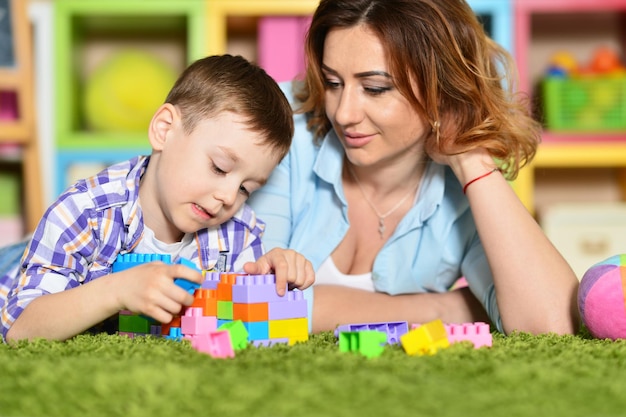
[462,168,501,194]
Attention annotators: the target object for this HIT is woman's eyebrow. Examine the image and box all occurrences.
[321,64,391,79]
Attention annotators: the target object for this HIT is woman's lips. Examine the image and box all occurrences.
[343,133,374,148]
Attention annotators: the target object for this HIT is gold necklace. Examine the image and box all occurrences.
[347,164,421,239]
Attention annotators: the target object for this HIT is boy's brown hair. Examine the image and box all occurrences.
[165,54,294,161]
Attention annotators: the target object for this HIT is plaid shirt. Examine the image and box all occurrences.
[0,156,265,341]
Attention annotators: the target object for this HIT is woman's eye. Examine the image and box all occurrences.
[364,86,392,96]
[324,78,341,89]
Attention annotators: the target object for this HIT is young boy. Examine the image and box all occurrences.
[0,54,314,343]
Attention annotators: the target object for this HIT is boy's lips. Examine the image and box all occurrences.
[192,203,214,220]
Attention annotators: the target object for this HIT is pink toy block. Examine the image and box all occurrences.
[232,274,287,303]
[258,16,311,82]
[268,291,307,320]
[0,91,18,120]
[444,322,492,348]
[186,330,235,359]
[181,307,217,336]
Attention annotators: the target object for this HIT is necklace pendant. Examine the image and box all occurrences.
[378,218,385,239]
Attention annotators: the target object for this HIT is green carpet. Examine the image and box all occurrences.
[2,329,626,417]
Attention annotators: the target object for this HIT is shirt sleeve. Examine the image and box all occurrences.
[0,188,101,341]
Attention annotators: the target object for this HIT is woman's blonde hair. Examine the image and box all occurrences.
[296,0,540,179]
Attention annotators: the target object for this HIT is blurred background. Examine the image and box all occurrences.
[1,0,626,279]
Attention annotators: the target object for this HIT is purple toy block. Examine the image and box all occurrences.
[268,291,307,320]
[201,271,220,290]
[181,307,217,335]
[251,338,289,347]
[231,274,287,303]
[334,321,408,345]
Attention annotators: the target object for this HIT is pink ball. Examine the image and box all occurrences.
[578,255,626,340]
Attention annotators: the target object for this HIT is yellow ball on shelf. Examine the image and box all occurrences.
[83,49,177,133]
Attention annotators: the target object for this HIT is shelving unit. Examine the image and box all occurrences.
[53,0,207,196]
[0,0,43,233]
[513,0,626,214]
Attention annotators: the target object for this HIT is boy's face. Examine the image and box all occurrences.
[147,110,281,242]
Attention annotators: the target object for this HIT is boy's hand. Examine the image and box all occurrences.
[113,262,204,323]
[242,248,315,296]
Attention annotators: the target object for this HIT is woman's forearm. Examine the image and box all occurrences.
[311,284,489,333]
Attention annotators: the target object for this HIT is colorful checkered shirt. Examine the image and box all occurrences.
[0,156,266,341]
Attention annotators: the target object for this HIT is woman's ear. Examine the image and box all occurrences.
[148,103,179,151]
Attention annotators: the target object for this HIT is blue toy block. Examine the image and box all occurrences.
[112,253,172,273]
[243,321,269,341]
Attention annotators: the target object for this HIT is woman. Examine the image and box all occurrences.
[248,0,580,335]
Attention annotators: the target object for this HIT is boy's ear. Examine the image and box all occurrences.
[148,103,179,151]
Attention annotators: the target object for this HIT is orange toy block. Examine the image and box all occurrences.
[216,273,239,300]
[192,289,217,316]
[233,302,269,322]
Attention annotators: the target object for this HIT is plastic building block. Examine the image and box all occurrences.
[186,331,235,359]
[268,291,307,320]
[217,300,233,320]
[112,253,171,273]
[445,322,492,348]
[119,311,154,334]
[217,320,249,350]
[181,307,217,335]
[233,302,269,322]
[269,318,308,345]
[191,289,217,316]
[231,274,287,303]
[201,271,221,290]
[335,321,408,345]
[339,331,387,358]
[401,319,450,356]
[164,327,183,342]
[251,338,289,347]
[243,321,269,341]
[216,273,239,300]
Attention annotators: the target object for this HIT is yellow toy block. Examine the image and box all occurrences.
[269,318,309,345]
[400,319,450,356]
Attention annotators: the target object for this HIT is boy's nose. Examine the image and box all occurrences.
[215,186,238,207]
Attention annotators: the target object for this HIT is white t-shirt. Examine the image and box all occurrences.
[315,256,375,292]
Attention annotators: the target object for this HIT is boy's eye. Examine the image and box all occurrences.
[239,184,250,197]
[212,163,227,175]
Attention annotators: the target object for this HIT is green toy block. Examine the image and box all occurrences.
[339,331,387,359]
[217,301,233,320]
[218,320,249,350]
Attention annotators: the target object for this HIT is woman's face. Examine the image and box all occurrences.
[322,24,429,168]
